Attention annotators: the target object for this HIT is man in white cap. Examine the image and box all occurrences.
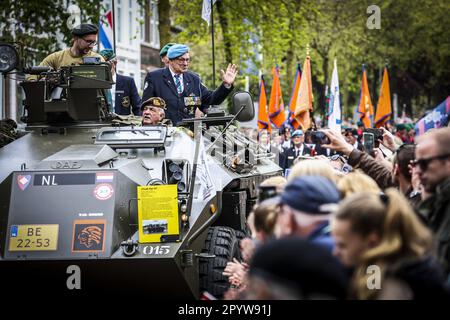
[142,43,238,125]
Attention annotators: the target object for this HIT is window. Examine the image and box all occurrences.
[143,0,160,48]
[149,0,160,48]
[140,7,145,42]
[128,0,133,43]
[117,0,122,43]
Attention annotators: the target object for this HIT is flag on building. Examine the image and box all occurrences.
[328,59,341,132]
[357,65,374,128]
[288,64,302,129]
[202,0,217,26]
[294,55,314,130]
[99,8,114,51]
[268,66,287,128]
[374,66,392,128]
[415,96,450,136]
[257,75,271,133]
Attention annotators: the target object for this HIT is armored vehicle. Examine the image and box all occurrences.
[0,45,282,298]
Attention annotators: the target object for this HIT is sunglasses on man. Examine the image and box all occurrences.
[412,153,450,171]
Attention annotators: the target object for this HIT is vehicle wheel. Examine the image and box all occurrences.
[199,226,240,298]
[235,229,251,242]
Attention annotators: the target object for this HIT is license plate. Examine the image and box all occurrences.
[9,224,59,251]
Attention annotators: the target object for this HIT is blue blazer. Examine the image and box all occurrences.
[142,67,232,125]
[115,74,141,116]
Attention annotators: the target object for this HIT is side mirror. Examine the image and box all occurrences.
[231,91,255,122]
[0,43,19,74]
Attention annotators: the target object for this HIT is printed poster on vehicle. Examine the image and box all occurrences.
[137,185,179,243]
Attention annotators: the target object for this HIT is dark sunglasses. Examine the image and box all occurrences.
[412,153,450,171]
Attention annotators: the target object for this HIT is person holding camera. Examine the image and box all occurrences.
[38,24,104,71]
[281,129,311,171]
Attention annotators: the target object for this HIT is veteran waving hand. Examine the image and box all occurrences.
[142,44,237,125]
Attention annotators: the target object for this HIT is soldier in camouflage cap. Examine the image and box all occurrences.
[141,97,167,125]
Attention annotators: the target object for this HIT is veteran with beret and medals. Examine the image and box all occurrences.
[37,23,104,71]
[99,49,141,116]
[142,44,238,125]
[140,97,168,126]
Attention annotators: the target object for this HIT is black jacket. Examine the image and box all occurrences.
[142,68,232,125]
[282,144,311,170]
[384,257,450,300]
[418,177,450,278]
[114,74,141,116]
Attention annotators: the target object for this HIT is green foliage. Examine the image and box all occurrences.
[2,0,448,118]
[170,0,450,119]
[0,0,103,66]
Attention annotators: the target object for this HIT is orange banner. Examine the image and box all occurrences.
[374,67,392,128]
[268,66,287,128]
[257,75,271,133]
[357,66,374,128]
[294,56,313,130]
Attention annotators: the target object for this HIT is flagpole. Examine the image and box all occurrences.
[211,0,216,88]
[112,0,116,51]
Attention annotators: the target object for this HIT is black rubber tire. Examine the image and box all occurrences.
[235,229,251,241]
[199,226,240,298]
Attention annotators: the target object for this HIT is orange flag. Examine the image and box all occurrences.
[288,64,302,129]
[294,56,313,130]
[257,75,271,133]
[268,66,286,128]
[374,66,392,128]
[357,65,374,128]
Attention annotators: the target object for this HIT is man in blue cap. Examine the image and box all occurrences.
[141,43,238,125]
[99,49,141,116]
[275,175,340,252]
[281,129,311,171]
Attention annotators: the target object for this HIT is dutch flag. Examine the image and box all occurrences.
[96,172,114,183]
[99,9,114,51]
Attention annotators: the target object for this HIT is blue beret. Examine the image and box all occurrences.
[292,129,304,137]
[280,176,340,214]
[167,44,189,59]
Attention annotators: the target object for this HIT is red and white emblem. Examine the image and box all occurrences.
[93,183,114,200]
[17,175,32,191]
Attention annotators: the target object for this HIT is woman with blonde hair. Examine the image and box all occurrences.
[332,188,449,299]
[288,159,337,183]
[337,171,381,198]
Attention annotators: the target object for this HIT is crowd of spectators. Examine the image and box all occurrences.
[218,120,450,300]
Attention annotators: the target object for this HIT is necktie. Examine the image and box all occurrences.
[174,74,183,95]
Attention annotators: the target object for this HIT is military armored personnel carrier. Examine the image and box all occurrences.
[0,45,282,298]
